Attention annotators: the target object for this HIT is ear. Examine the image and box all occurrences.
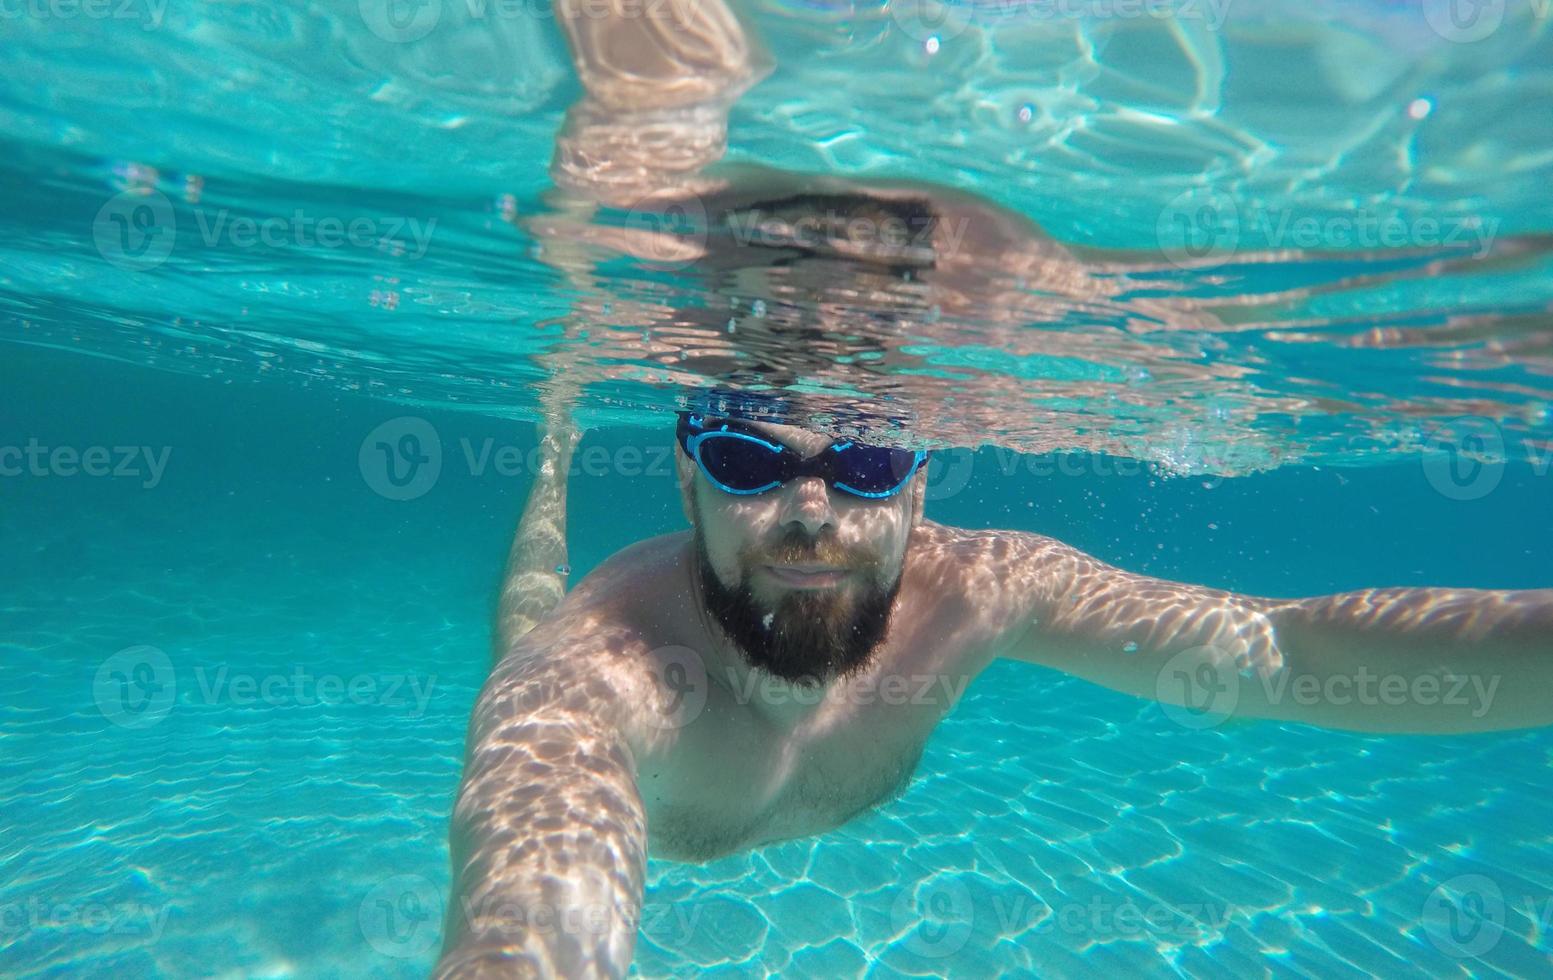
[675,448,697,526]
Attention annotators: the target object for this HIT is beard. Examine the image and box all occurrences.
[692,520,903,688]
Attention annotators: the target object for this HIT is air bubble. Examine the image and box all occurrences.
[555,564,571,575]
[751,299,767,318]
[1123,641,1139,654]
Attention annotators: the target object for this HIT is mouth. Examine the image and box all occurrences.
[762,564,850,589]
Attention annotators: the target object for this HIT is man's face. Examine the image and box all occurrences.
[678,420,924,686]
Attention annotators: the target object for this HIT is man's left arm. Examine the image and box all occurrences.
[993,533,1553,734]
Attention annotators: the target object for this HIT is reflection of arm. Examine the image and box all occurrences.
[550,0,769,206]
[437,637,647,978]
[996,533,1553,733]
[509,0,772,397]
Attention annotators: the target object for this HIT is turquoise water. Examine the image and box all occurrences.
[5,2,1553,977]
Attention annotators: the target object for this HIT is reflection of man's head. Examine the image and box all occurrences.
[674,404,926,686]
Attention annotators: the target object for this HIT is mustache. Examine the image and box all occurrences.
[746,529,872,569]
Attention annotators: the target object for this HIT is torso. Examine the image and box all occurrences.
[557,523,1014,862]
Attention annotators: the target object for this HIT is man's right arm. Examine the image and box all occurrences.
[435,641,648,979]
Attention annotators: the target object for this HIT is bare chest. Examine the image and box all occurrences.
[640,656,974,861]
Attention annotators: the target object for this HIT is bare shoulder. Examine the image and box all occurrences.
[562,530,690,602]
[908,521,1065,572]
[900,522,1073,649]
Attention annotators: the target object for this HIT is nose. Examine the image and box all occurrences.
[775,475,836,537]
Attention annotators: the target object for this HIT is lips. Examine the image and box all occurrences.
[763,564,848,588]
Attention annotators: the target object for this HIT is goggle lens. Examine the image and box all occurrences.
[829,443,921,496]
[680,415,924,499]
[697,433,786,493]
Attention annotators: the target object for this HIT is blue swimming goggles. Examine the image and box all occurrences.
[676,413,928,499]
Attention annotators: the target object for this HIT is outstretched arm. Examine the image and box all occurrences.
[494,424,580,662]
[437,622,649,979]
[994,534,1553,734]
